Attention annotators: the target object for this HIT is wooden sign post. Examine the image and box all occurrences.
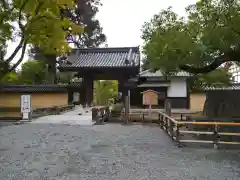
[141,90,159,118]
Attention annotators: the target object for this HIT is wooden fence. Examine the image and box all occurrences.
[158,111,240,148]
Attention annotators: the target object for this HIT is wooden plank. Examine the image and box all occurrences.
[176,121,240,126]
[218,141,240,145]
[179,130,214,135]
[179,140,213,143]
[158,112,178,124]
[218,132,240,136]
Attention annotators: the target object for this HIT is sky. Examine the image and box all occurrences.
[6,0,197,66]
[96,0,197,47]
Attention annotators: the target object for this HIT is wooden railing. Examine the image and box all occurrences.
[158,111,240,148]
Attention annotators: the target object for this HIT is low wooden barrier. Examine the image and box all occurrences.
[158,111,240,148]
[120,110,148,122]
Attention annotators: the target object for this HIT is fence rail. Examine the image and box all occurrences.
[157,111,240,148]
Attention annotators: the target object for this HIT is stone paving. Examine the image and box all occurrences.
[32,106,93,125]
[0,122,240,180]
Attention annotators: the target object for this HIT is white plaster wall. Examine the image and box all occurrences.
[167,78,187,97]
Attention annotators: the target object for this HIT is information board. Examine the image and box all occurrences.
[141,90,159,105]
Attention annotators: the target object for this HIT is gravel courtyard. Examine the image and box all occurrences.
[0,123,239,180]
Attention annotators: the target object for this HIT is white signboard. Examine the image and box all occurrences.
[21,95,31,113]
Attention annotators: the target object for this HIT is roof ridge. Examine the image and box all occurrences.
[72,47,140,53]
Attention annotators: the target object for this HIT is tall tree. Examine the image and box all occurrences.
[142,1,240,75]
[66,0,106,48]
[142,7,203,75]
[29,0,106,84]
[180,0,240,73]
[0,0,83,79]
[141,4,233,90]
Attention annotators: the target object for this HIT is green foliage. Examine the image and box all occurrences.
[94,80,118,105]
[0,0,83,76]
[142,7,201,74]
[28,0,105,84]
[0,60,48,84]
[142,0,240,71]
[186,0,240,54]
[18,60,47,84]
[57,72,75,84]
[0,72,19,84]
[142,0,239,86]
[190,69,232,92]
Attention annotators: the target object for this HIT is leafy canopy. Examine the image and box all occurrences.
[142,0,240,74]
[0,0,83,75]
[0,60,47,84]
[18,60,47,84]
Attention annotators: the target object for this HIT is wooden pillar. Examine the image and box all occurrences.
[85,77,93,106]
[79,82,86,105]
[68,90,73,104]
[118,80,123,100]
[124,95,130,124]
[118,79,128,103]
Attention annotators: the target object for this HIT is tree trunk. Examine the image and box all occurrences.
[45,54,57,84]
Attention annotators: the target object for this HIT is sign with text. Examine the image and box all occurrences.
[21,95,31,113]
[141,90,159,105]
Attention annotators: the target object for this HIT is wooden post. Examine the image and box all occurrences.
[176,124,181,147]
[159,114,163,129]
[124,95,130,124]
[165,99,171,116]
[128,90,131,109]
[213,124,219,149]
[148,103,152,118]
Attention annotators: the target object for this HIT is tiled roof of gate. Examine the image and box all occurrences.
[59,47,140,68]
[139,69,190,77]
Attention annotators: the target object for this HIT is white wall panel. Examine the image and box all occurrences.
[167,78,187,97]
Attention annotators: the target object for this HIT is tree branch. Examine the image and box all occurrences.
[5,1,44,64]
[4,0,29,63]
[5,37,25,63]
[180,50,240,74]
[9,42,27,71]
[18,0,29,31]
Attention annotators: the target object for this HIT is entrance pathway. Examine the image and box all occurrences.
[32,106,93,125]
[0,123,239,179]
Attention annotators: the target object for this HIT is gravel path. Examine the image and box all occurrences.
[32,106,93,125]
[0,123,239,180]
